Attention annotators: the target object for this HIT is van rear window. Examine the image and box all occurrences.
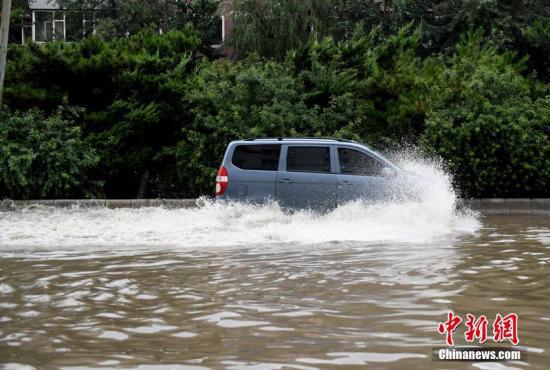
[232,145,281,171]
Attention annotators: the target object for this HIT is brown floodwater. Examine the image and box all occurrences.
[0,209,549,369]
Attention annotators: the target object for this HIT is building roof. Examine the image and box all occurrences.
[29,0,60,10]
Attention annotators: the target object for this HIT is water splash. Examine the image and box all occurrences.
[0,152,480,249]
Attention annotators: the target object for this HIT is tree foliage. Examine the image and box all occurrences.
[228,0,549,77]
[0,107,99,199]
[5,27,201,198]
[2,4,549,199]
[421,31,550,197]
[520,19,550,81]
[57,0,221,47]
[229,0,385,59]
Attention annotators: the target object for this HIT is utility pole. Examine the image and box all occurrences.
[0,0,12,109]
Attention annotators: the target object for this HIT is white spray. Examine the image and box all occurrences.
[0,152,480,249]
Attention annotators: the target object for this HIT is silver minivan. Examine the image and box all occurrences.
[215,138,399,209]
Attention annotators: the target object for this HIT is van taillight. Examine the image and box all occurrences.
[215,166,229,196]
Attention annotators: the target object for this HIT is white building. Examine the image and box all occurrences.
[28,0,96,43]
[24,1,231,46]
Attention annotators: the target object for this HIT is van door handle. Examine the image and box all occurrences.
[278,178,293,184]
[339,180,353,186]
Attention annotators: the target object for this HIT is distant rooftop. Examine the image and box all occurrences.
[29,0,60,10]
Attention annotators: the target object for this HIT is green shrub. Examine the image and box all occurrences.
[5,28,201,198]
[521,19,550,81]
[175,26,435,196]
[5,27,201,112]
[2,25,549,199]
[0,107,100,199]
[289,24,433,147]
[177,57,319,196]
[421,31,550,197]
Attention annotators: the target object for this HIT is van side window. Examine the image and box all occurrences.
[287,146,331,173]
[232,145,281,171]
[338,147,384,176]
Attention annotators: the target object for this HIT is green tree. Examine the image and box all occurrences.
[3,17,549,199]
[177,57,319,195]
[4,28,201,197]
[328,0,384,40]
[58,0,221,46]
[520,19,550,81]
[421,30,550,197]
[168,0,223,49]
[228,0,329,60]
[288,24,432,147]
[0,106,100,199]
[8,0,30,43]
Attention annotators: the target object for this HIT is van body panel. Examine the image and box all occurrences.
[336,174,389,203]
[224,168,277,202]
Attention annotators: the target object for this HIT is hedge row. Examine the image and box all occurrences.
[1,26,548,199]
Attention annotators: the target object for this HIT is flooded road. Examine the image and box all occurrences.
[1,208,549,369]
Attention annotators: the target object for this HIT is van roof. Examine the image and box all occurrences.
[240,137,359,143]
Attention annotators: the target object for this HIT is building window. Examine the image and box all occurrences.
[33,10,96,43]
[53,11,65,41]
[34,11,54,42]
[66,11,96,41]
[83,12,96,37]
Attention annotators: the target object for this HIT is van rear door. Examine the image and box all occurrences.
[276,145,337,210]
[227,144,281,202]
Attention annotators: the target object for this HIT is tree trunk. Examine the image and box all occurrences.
[0,0,12,108]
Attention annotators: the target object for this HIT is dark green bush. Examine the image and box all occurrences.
[5,27,201,112]
[421,32,550,197]
[2,25,548,199]
[177,26,431,196]
[177,57,318,196]
[288,25,432,146]
[0,107,100,199]
[5,28,201,198]
[521,19,550,81]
